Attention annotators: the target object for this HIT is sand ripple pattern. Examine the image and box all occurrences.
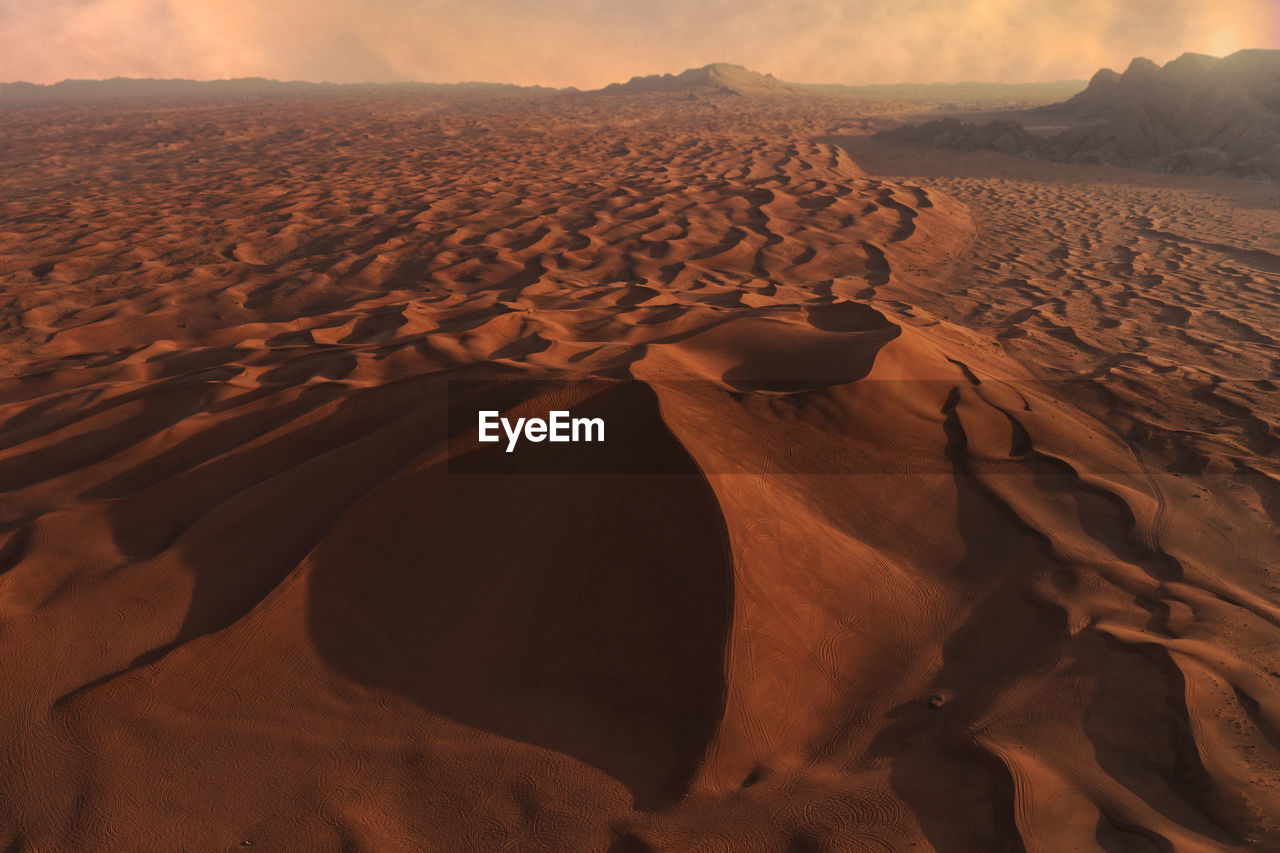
[0,96,1276,850]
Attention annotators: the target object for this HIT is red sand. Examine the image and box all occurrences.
[0,92,1278,850]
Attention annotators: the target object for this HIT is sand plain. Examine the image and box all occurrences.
[0,91,1278,850]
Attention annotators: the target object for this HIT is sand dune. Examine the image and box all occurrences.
[0,90,1278,850]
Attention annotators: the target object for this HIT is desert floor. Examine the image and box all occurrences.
[1,92,1278,851]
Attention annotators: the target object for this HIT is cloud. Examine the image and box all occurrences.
[1,0,1271,87]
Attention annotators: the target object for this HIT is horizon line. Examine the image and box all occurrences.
[0,72,1097,91]
[3,47,1271,92]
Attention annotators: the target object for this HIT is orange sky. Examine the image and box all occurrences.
[2,0,1273,87]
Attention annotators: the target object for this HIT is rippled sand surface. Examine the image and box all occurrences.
[1,92,1278,850]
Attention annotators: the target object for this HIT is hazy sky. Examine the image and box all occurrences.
[3,0,1276,87]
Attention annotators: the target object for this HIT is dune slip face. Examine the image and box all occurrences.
[1,91,1279,851]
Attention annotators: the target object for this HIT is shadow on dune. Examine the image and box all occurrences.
[866,387,1058,852]
[64,364,734,810]
[870,385,1235,851]
[1085,631,1232,851]
[305,380,736,810]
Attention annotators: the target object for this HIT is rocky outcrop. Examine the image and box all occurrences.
[599,63,793,96]
[876,49,1280,180]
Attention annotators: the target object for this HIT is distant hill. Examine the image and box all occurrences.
[2,69,1085,108]
[876,50,1280,180]
[0,77,568,102]
[1041,50,1280,121]
[875,117,1041,153]
[599,63,793,96]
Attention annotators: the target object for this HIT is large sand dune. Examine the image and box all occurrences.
[1,90,1278,850]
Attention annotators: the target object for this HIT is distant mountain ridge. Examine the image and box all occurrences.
[3,65,794,102]
[0,77,568,102]
[1042,50,1280,119]
[877,49,1280,181]
[599,63,793,95]
[4,66,1091,106]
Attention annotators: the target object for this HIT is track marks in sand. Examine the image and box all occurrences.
[849,157,1280,491]
[824,142,1280,849]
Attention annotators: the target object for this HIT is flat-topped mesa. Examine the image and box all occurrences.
[600,62,793,96]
